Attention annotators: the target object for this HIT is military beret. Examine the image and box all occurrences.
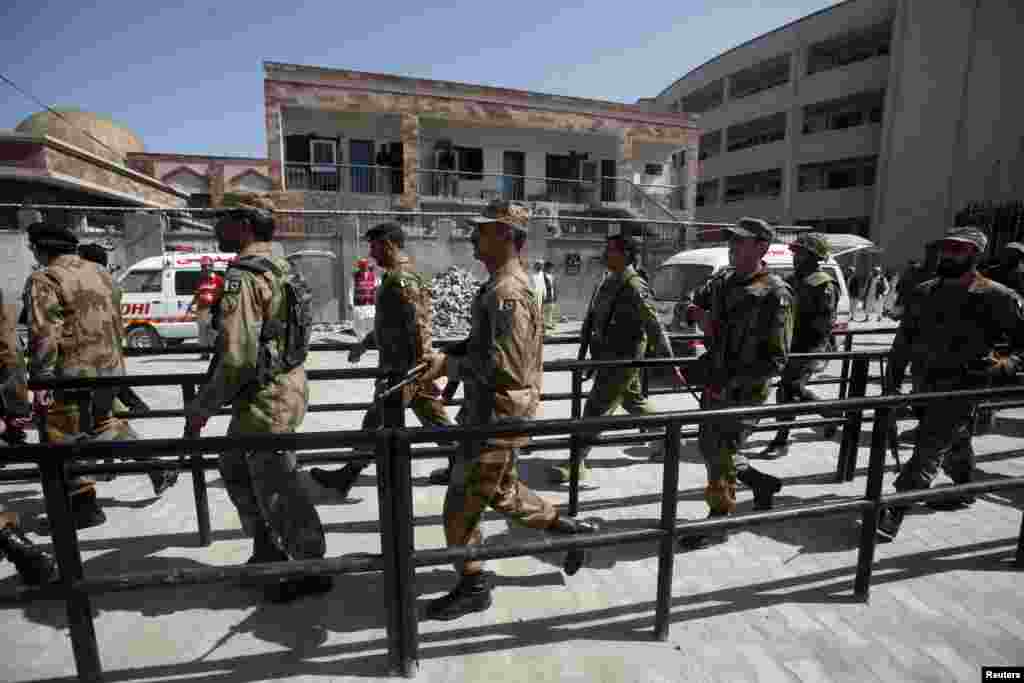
[726,217,775,243]
[468,199,530,233]
[791,232,831,259]
[364,221,406,243]
[26,221,78,250]
[940,226,988,253]
[77,242,109,266]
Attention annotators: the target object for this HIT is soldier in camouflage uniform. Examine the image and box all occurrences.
[24,222,140,529]
[0,289,59,585]
[878,227,1024,541]
[310,221,454,496]
[419,200,597,621]
[548,233,683,483]
[762,233,840,456]
[679,218,793,550]
[185,199,331,602]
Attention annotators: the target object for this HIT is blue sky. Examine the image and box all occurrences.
[1,0,840,157]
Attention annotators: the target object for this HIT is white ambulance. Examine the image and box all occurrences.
[118,251,235,349]
[650,234,874,355]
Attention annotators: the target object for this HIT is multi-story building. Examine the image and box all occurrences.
[263,62,700,316]
[653,0,1024,265]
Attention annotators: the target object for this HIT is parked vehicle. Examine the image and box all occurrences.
[650,234,874,356]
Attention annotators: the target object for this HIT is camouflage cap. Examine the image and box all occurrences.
[940,226,988,252]
[467,199,530,233]
[725,217,775,242]
[26,221,78,250]
[791,232,831,259]
[364,221,406,243]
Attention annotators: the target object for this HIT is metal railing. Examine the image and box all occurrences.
[2,353,1023,681]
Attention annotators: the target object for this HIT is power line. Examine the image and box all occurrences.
[0,71,125,159]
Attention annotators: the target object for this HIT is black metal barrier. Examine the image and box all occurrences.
[4,376,1024,681]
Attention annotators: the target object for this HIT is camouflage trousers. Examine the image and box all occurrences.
[543,303,558,331]
[45,395,138,498]
[698,382,770,513]
[347,384,453,469]
[444,446,558,575]
[219,415,325,560]
[772,359,837,441]
[578,366,653,458]
[894,391,976,492]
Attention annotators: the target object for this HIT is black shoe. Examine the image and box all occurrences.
[428,467,451,485]
[424,574,493,621]
[70,492,107,530]
[265,575,334,603]
[246,532,289,565]
[310,466,361,499]
[823,424,839,439]
[0,527,59,585]
[737,468,782,511]
[898,427,918,444]
[199,354,211,362]
[678,513,730,551]
[759,438,790,458]
[925,494,975,511]
[150,469,179,496]
[876,506,906,542]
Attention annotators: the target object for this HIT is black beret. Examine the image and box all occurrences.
[27,221,78,250]
[364,221,406,242]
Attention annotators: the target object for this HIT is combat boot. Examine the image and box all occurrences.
[737,467,783,510]
[759,436,790,458]
[876,506,907,542]
[428,466,451,485]
[677,511,730,551]
[424,572,492,621]
[247,526,289,565]
[0,526,59,585]
[149,468,179,496]
[265,574,334,603]
[69,489,106,530]
[548,516,600,535]
[310,464,363,500]
[925,474,976,510]
[678,481,735,550]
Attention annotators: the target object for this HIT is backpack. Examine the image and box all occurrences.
[232,256,313,373]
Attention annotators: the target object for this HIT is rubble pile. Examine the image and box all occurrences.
[429,267,481,338]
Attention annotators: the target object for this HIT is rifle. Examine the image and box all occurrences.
[374,362,429,402]
[439,338,469,402]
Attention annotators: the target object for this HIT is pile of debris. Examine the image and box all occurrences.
[429,267,481,339]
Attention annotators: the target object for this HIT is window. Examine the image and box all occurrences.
[723,170,782,202]
[174,271,202,296]
[796,216,871,238]
[807,22,892,76]
[798,156,878,192]
[728,55,791,100]
[455,146,483,180]
[696,179,719,207]
[681,80,724,115]
[726,112,787,152]
[310,139,338,166]
[644,163,664,176]
[120,269,162,294]
[802,90,885,135]
[699,130,722,161]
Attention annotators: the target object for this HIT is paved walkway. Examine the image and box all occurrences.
[1,324,1021,682]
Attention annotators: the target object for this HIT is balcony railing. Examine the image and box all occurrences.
[284,162,404,195]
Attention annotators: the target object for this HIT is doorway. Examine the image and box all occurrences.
[350,140,375,193]
[502,151,525,201]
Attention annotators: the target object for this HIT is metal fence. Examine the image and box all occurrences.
[2,349,1024,681]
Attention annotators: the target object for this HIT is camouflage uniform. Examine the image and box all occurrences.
[25,253,137,502]
[769,235,839,446]
[187,242,324,561]
[444,259,557,575]
[0,289,31,443]
[692,264,793,513]
[888,272,1024,491]
[312,254,452,490]
[575,264,673,458]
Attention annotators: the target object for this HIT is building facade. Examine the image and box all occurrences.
[653,0,1024,266]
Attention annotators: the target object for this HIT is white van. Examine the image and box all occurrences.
[118,251,235,349]
[650,236,871,355]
